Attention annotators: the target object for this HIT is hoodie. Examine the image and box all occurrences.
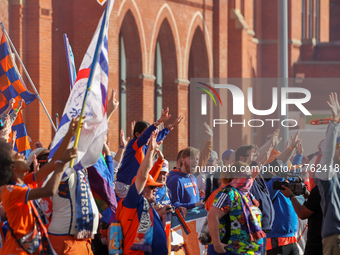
[166,168,200,209]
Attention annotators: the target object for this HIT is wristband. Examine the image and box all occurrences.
[167,124,174,131]
[331,117,340,124]
[14,108,19,113]
[154,120,160,126]
[119,145,126,149]
[54,160,64,165]
[289,146,294,151]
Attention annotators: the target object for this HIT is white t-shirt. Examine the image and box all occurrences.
[43,168,99,235]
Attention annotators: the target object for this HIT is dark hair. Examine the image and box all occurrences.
[133,121,150,138]
[235,145,254,161]
[0,139,14,186]
[176,149,184,162]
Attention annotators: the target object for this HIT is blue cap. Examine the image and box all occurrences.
[337,137,340,144]
[222,149,234,160]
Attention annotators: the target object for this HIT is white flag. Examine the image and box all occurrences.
[49,0,114,171]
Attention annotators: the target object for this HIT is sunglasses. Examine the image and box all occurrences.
[149,186,157,190]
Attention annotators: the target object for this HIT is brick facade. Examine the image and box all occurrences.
[1,0,340,160]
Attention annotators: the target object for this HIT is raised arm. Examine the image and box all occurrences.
[113,129,130,164]
[106,89,119,121]
[315,92,340,180]
[136,107,171,147]
[28,147,78,200]
[35,117,81,183]
[1,98,15,118]
[135,130,161,194]
[257,129,281,163]
[276,130,300,165]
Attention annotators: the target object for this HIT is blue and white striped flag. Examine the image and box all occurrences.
[49,0,114,171]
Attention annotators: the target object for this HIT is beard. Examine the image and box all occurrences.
[184,160,195,174]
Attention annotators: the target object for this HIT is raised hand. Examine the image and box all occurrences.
[327,92,340,119]
[171,115,184,128]
[60,147,78,164]
[271,129,282,148]
[34,141,43,149]
[33,154,40,173]
[149,130,162,152]
[131,120,136,138]
[289,130,300,149]
[17,99,24,111]
[296,139,304,155]
[247,145,259,164]
[261,143,274,164]
[120,129,130,148]
[204,122,213,141]
[9,98,15,109]
[67,116,83,137]
[156,148,164,160]
[158,107,171,123]
[107,89,119,116]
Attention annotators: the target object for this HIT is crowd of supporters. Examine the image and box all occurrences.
[1,92,340,255]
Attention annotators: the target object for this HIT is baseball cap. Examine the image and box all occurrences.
[26,148,50,166]
[160,159,169,173]
[131,174,164,187]
[222,149,234,160]
[209,150,218,160]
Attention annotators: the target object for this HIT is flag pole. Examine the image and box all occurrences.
[0,23,57,132]
[69,0,110,167]
[63,34,75,91]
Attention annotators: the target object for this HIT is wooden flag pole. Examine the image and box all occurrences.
[0,23,57,132]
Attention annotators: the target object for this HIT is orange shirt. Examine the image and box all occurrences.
[0,173,38,255]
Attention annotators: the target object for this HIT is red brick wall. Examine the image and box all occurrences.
[0,0,8,33]
[2,0,339,160]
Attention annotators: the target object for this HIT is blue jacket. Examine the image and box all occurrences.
[250,173,274,232]
[116,124,169,185]
[166,169,200,209]
[265,154,302,238]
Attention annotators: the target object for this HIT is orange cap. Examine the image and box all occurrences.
[131,174,164,187]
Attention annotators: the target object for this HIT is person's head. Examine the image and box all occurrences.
[11,150,30,174]
[142,175,164,204]
[133,121,150,138]
[206,150,218,168]
[0,140,13,186]
[180,147,200,174]
[222,149,235,166]
[176,149,183,168]
[334,137,340,164]
[156,159,169,184]
[235,145,254,163]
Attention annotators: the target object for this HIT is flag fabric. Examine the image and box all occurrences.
[48,0,115,238]
[87,154,117,224]
[0,33,37,158]
[49,0,114,170]
[63,34,77,90]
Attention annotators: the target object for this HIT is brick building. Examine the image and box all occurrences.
[0,0,339,160]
